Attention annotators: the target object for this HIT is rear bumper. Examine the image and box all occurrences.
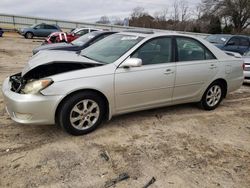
[2,77,64,125]
[244,70,250,83]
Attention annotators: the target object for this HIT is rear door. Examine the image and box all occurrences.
[115,37,176,113]
[173,36,218,103]
[44,25,58,36]
[239,37,250,55]
[224,37,240,53]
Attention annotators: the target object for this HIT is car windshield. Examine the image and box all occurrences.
[80,34,144,64]
[71,32,99,46]
[30,24,39,28]
[206,35,231,44]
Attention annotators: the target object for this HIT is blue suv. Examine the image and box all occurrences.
[206,34,250,55]
[19,23,61,39]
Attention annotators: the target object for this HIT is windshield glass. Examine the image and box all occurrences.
[206,35,231,44]
[80,34,144,64]
[30,24,39,28]
[72,32,98,46]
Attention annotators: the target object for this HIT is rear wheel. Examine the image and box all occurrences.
[25,32,34,39]
[58,92,105,135]
[200,82,224,110]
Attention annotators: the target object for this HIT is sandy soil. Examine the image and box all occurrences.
[0,33,250,188]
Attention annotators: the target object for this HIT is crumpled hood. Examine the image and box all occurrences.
[22,50,99,76]
[33,43,73,54]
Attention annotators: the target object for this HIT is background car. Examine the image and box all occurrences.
[2,32,244,135]
[206,34,250,55]
[242,50,250,83]
[33,31,116,54]
[0,28,4,37]
[19,23,61,39]
[43,27,101,44]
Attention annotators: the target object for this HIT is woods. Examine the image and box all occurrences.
[96,0,250,34]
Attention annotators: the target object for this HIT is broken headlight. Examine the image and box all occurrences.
[22,79,53,94]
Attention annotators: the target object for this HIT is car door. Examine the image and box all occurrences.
[224,37,240,53]
[172,37,218,103]
[115,37,176,113]
[44,25,57,37]
[239,37,250,55]
[33,24,46,37]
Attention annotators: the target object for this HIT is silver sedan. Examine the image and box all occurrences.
[2,32,244,135]
[242,50,250,83]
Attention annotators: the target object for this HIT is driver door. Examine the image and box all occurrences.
[114,37,176,114]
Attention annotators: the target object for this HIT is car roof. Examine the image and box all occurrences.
[118,31,201,39]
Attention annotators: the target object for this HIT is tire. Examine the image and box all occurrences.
[58,91,106,135]
[25,32,33,39]
[200,82,224,110]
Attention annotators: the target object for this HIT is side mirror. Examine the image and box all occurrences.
[227,41,235,46]
[120,58,142,68]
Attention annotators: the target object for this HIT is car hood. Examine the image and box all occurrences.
[22,50,100,77]
[33,43,73,54]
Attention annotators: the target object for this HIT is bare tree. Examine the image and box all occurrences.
[180,0,189,21]
[96,16,110,24]
[131,7,147,18]
[201,0,250,32]
[172,1,180,21]
[154,8,168,21]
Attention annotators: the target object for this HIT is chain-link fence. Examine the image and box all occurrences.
[0,13,209,38]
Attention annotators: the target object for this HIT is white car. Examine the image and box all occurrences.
[242,50,250,83]
[2,31,244,135]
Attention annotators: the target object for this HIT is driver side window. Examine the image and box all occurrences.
[131,37,172,65]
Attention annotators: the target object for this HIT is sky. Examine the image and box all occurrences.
[0,0,201,23]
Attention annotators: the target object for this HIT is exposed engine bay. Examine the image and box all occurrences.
[10,62,102,93]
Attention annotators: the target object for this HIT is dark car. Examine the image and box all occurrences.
[206,34,250,55]
[19,23,61,39]
[33,31,116,54]
[0,28,4,37]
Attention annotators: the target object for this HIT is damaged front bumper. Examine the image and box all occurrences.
[2,77,64,125]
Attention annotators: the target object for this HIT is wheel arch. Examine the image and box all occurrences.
[209,78,228,98]
[25,31,34,38]
[55,89,110,125]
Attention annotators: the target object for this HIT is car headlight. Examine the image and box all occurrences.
[22,79,53,94]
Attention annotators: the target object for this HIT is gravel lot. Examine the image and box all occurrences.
[0,33,250,188]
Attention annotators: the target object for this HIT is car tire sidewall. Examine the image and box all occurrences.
[201,82,224,110]
[58,92,105,135]
[25,32,33,39]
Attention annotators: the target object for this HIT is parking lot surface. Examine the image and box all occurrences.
[0,33,250,188]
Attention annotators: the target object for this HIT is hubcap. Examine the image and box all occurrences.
[206,85,222,107]
[70,99,100,130]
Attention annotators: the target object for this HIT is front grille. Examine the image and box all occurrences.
[9,73,25,93]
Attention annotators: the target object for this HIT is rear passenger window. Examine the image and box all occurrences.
[131,37,172,65]
[240,38,250,46]
[176,37,215,61]
[45,25,57,29]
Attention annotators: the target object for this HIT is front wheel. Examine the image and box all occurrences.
[25,32,34,39]
[58,92,106,135]
[200,82,224,110]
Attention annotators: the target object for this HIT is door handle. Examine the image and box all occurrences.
[164,69,174,75]
[209,64,217,69]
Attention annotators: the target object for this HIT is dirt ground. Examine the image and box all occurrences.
[0,32,250,188]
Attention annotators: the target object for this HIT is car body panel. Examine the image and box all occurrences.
[207,34,250,55]
[19,23,61,38]
[2,32,244,126]
[242,56,250,83]
[33,31,116,54]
